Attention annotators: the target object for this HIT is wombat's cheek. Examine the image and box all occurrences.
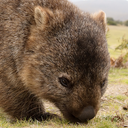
[59,90,101,123]
[57,97,101,123]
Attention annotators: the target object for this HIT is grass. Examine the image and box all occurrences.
[0,26,128,128]
[107,25,128,58]
[0,115,122,128]
[108,68,128,84]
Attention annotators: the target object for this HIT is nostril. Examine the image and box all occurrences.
[78,106,95,122]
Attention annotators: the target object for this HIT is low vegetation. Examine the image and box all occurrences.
[107,25,128,58]
[116,35,128,63]
[107,17,128,26]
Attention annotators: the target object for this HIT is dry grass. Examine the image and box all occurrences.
[107,25,128,58]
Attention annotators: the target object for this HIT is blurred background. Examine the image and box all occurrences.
[69,0,128,22]
[69,0,128,68]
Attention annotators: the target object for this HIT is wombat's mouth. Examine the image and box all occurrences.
[63,112,82,123]
[62,106,95,123]
[63,112,89,123]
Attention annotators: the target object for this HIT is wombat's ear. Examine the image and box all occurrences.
[92,11,107,33]
[34,6,54,28]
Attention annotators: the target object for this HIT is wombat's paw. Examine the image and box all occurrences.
[41,113,62,121]
[29,113,61,121]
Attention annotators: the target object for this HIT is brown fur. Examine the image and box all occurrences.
[0,0,110,123]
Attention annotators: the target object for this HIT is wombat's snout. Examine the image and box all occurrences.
[74,106,95,122]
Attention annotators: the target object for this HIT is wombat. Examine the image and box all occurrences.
[0,0,110,123]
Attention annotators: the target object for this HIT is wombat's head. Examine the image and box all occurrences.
[21,5,110,123]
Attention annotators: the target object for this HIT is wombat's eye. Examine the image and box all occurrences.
[101,79,106,88]
[59,77,70,87]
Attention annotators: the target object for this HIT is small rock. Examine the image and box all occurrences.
[123,105,128,110]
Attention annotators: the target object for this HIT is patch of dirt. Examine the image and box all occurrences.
[101,84,128,109]
[105,84,128,96]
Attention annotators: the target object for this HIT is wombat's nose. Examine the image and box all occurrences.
[77,106,95,122]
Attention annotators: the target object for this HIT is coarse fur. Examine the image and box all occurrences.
[0,0,110,123]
